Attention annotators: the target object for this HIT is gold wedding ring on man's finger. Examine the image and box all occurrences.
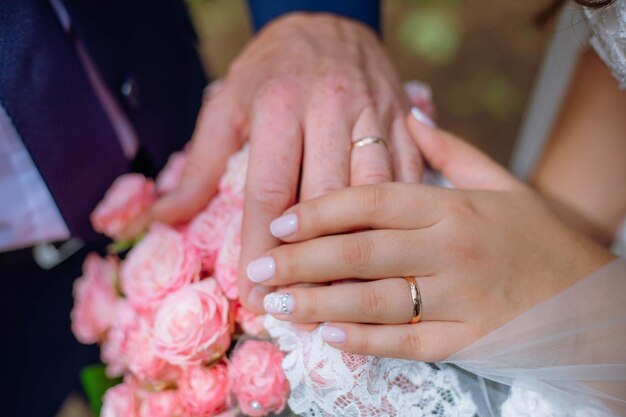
[351,136,389,150]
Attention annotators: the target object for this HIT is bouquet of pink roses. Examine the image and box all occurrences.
[70,145,291,417]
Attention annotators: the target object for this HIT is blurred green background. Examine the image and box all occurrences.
[185,0,553,165]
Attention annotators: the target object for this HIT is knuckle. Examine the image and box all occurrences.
[256,77,299,106]
[399,330,423,360]
[357,287,387,321]
[359,169,392,185]
[308,178,345,199]
[444,232,484,264]
[318,72,352,96]
[248,178,294,214]
[449,194,479,219]
[338,234,373,272]
[361,184,390,218]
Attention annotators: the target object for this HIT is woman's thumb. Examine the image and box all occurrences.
[407,108,519,191]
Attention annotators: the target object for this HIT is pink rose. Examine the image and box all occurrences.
[215,212,242,299]
[121,223,200,310]
[153,279,232,366]
[232,301,266,337]
[71,254,119,344]
[230,340,289,417]
[218,145,248,200]
[101,382,138,417]
[156,150,188,196]
[125,317,181,383]
[186,195,239,272]
[138,389,181,417]
[101,301,138,377]
[178,363,230,416]
[91,173,156,240]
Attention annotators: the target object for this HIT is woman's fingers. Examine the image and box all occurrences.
[263,276,445,324]
[246,229,438,285]
[269,183,447,242]
[318,321,471,362]
[407,108,520,192]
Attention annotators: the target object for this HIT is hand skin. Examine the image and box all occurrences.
[152,13,422,313]
[247,112,614,361]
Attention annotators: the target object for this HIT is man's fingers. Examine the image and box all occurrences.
[299,81,351,201]
[238,82,304,312]
[407,108,520,192]
[152,99,243,224]
[350,106,393,186]
[319,321,470,362]
[390,114,423,182]
[269,183,446,242]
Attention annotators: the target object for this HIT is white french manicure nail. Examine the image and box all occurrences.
[270,213,298,238]
[263,293,295,314]
[411,107,436,128]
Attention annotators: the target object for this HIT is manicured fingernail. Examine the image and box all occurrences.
[411,107,436,128]
[320,324,346,343]
[246,256,275,283]
[263,293,295,314]
[270,213,298,238]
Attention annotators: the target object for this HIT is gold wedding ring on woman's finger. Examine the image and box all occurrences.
[351,136,390,150]
[404,276,423,324]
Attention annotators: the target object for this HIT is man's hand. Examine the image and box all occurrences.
[153,13,422,312]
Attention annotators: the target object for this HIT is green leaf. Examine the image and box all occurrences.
[80,364,122,416]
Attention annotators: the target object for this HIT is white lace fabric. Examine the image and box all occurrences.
[265,316,477,417]
[583,0,626,89]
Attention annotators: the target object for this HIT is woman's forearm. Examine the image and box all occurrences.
[531,50,626,245]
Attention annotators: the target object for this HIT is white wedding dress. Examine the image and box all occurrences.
[265,2,626,416]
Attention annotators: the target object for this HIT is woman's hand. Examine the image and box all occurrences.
[245,111,614,361]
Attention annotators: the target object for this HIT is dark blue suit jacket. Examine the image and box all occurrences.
[248,0,380,32]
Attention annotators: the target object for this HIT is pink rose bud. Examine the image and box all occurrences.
[178,363,230,416]
[121,223,201,310]
[156,150,188,196]
[138,389,181,417]
[215,212,242,299]
[187,195,239,272]
[101,382,138,417]
[153,279,232,366]
[91,173,156,241]
[71,254,119,344]
[230,340,289,417]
